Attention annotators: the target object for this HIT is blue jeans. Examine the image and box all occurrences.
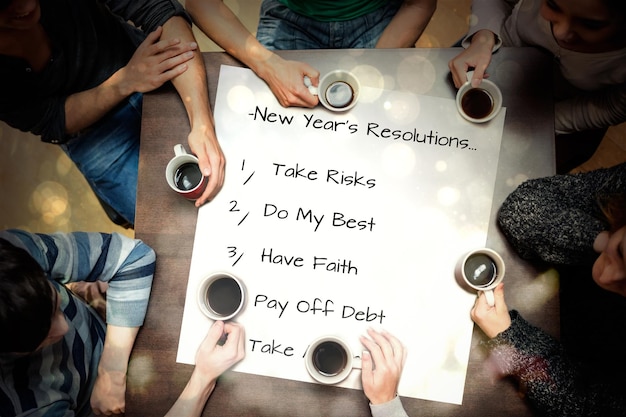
[61,93,141,225]
[256,0,403,50]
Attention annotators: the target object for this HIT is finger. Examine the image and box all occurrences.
[303,68,320,87]
[493,282,506,310]
[223,322,246,360]
[360,333,385,367]
[359,342,374,377]
[150,63,190,88]
[448,58,468,88]
[206,320,226,346]
[470,74,482,88]
[469,292,484,320]
[156,49,195,72]
[294,86,320,107]
[380,330,405,366]
[195,170,221,207]
[470,63,489,88]
[367,328,394,359]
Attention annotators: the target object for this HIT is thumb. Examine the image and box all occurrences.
[206,320,225,345]
[361,350,373,377]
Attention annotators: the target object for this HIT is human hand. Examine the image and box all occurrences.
[448,30,496,88]
[186,127,225,207]
[117,26,197,96]
[470,283,511,339]
[256,54,320,108]
[90,363,127,415]
[193,321,245,385]
[360,329,406,405]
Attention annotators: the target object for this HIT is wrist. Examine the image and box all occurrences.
[107,67,135,99]
[471,30,496,49]
[187,370,217,399]
[251,51,282,82]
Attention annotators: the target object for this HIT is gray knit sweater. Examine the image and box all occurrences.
[485,311,626,417]
[498,162,626,265]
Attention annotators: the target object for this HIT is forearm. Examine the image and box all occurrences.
[376,0,436,48]
[186,0,274,76]
[162,16,214,134]
[99,325,139,377]
[165,371,216,417]
[63,68,132,134]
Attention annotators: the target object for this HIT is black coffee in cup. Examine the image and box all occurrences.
[325,81,354,109]
[463,253,497,287]
[313,341,348,376]
[206,277,243,316]
[461,88,494,120]
[174,162,202,191]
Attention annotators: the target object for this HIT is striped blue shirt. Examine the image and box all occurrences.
[0,230,155,416]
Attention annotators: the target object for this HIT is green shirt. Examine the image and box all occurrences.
[278,0,389,21]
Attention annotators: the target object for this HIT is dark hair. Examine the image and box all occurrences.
[0,239,53,353]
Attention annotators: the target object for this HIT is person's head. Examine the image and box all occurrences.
[540,0,626,53]
[592,194,626,296]
[0,0,41,31]
[0,238,67,354]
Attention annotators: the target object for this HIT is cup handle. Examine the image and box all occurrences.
[482,289,495,306]
[352,355,362,370]
[174,144,187,156]
[304,76,318,95]
[465,70,474,84]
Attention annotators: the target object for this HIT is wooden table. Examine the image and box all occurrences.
[128,48,557,416]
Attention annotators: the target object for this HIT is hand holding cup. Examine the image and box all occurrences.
[456,71,502,123]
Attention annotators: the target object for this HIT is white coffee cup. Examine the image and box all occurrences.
[455,71,502,123]
[455,248,505,306]
[304,335,362,385]
[165,144,207,201]
[306,70,360,112]
[197,272,246,321]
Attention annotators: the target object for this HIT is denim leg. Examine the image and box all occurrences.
[256,0,325,50]
[346,0,403,48]
[61,93,142,225]
[256,0,402,50]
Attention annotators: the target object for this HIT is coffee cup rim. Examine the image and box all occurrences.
[457,248,505,291]
[165,151,208,199]
[455,78,502,123]
[196,271,246,321]
[317,70,360,112]
[305,335,359,384]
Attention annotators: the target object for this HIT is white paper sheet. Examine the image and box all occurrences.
[176,65,506,404]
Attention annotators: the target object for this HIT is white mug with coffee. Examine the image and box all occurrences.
[304,335,361,385]
[455,71,503,123]
[197,272,246,321]
[165,144,207,200]
[305,70,360,112]
[455,248,505,306]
